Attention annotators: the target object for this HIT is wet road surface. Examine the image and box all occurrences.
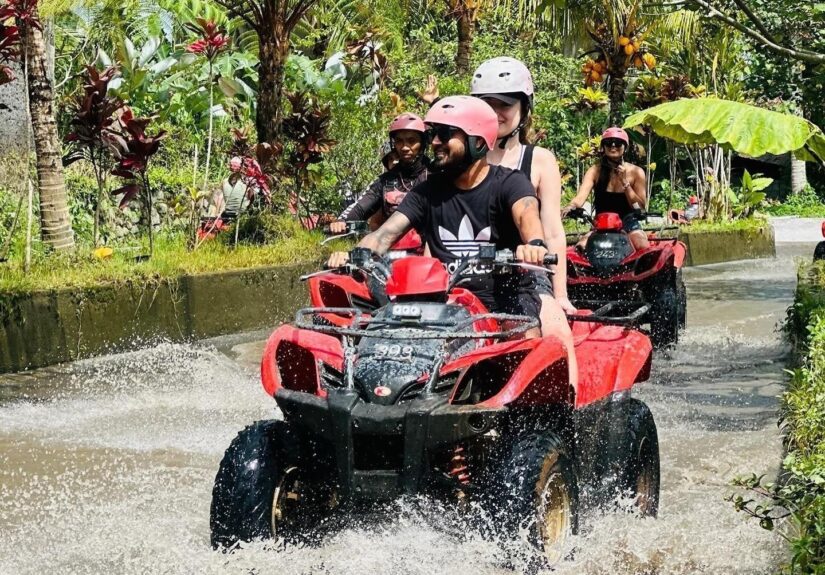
[0,243,810,574]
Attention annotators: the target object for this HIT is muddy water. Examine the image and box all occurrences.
[0,244,809,574]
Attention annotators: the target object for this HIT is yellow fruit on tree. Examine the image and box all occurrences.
[590,70,601,81]
[624,44,636,56]
[619,36,631,47]
[643,53,656,69]
[632,39,641,50]
[633,56,644,69]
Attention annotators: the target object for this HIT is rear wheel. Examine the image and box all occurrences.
[485,432,577,564]
[676,271,687,329]
[617,400,660,517]
[650,284,679,348]
[210,420,334,550]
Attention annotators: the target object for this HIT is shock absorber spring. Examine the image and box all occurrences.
[448,445,471,485]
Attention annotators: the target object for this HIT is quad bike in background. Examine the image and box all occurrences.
[814,221,825,262]
[210,246,660,564]
[565,208,688,348]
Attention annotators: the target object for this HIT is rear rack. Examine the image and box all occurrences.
[568,300,650,326]
[294,307,538,340]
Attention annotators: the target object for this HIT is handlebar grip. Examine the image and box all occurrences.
[543,254,558,266]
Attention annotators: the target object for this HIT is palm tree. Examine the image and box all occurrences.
[18,1,75,251]
[210,0,321,145]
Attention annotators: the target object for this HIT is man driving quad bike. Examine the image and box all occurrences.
[327,96,574,359]
[563,127,649,251]
[330,113,430,234]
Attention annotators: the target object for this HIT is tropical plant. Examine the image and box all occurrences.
[185,17,230,187]
[281,90,335,225]
[62,65,123,246]
[13,0,76,251]
[109,107,168,256]
[728,169,770,219]
[0,4,19,88]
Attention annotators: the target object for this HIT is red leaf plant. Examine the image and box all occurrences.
[8,0,42,30]
[0,4,19,87]
[185,18,230,60]
[62,65,124,245]
[109,107,167,256]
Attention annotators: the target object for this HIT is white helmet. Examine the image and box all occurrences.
[471,57,534,109]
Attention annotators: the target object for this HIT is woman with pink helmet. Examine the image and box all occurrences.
[563,126,649,250]
[470,56,576,320]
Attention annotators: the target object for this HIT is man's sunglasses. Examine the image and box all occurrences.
[426,124,460,143]
[602,139,626,148]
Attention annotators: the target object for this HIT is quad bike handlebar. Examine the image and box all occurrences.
[320,220,370,246]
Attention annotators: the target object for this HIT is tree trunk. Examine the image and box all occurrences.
[454,6,473,74]
[22,20,75,251]
[790,155,808,193]
[256,27,289,146]
[607,70,627,127]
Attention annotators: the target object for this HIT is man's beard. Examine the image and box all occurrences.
[431,146,469,179]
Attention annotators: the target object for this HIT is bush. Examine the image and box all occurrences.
[764,185,825,218]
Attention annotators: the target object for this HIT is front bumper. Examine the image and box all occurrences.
[275,389,505,501]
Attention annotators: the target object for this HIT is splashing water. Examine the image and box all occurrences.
[0,246,808,574]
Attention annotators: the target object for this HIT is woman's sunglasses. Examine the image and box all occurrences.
[426,124,460,143]
[602,139,626,149]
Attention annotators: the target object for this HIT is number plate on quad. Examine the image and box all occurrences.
[391,304,422,319]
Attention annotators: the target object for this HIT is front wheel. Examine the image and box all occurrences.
[210,420,334,550]
[617,399,660,517]
[484,432,578,565]
[650,284,679,348]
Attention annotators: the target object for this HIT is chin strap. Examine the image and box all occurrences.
[497,122,525,149]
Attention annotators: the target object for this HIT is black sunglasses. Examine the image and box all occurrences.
[603,139,626,148]
[426,124,460,143]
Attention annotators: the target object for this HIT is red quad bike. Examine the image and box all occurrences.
[565,208,688,348]
[210,245,661,564]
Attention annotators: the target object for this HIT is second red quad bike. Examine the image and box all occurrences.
[566,208,688,348]
[210,246,660,564]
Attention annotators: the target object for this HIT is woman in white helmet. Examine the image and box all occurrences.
[471,57,576,342]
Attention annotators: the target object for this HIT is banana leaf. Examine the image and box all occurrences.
[624,98,825,164]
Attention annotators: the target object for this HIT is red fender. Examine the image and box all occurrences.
[673,240,687,268]
[574,326,652,407]
[308,274,373,326]
[261,324,343,397]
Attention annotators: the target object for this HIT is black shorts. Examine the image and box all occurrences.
[487,271,553,318]
[622,213,642,233]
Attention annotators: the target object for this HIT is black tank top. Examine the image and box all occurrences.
[516,144,535,182]
[594,178,633,218]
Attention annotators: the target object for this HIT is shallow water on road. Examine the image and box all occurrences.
[0,245,810,574]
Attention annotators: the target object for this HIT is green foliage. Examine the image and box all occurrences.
[728,169,771,219]
[733,263,825,573]
[765,186,825,218]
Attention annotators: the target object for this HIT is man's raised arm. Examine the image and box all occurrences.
[326,212,413,268]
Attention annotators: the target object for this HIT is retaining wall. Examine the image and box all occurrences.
[0,263,314,374]
[680,225,776,266]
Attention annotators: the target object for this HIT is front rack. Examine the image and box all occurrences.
[568,300,651,326]
[294,307,539,340]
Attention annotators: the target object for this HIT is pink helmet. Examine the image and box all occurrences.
[601,127,629,146]
[229,156,242,172]
[471,57,534,108]
[389,112,426,135]
[424,96,498,160]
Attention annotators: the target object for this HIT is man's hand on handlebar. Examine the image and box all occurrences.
[516,243,549,266]
[560,204,578,218]
[327,251,350,269]
[329,220,347,234]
